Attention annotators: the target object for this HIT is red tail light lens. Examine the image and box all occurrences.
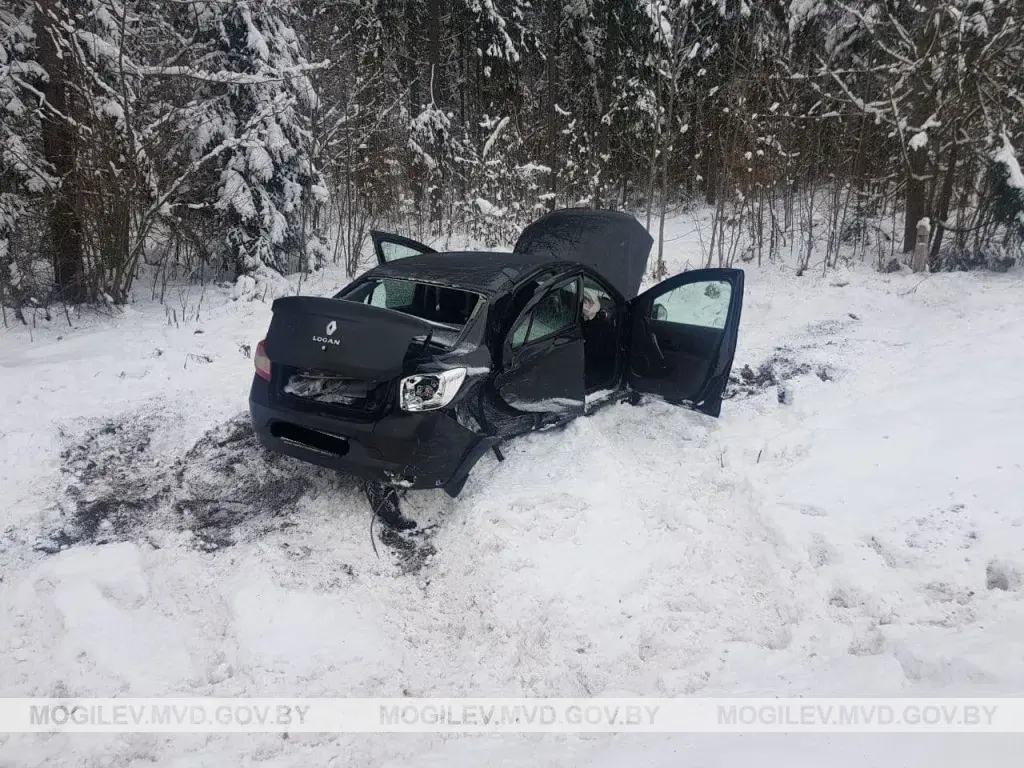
[254,339,272,381]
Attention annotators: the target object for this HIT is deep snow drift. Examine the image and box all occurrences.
[2,217,1024,766]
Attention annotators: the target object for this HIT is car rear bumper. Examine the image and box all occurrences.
[249,375,492,494]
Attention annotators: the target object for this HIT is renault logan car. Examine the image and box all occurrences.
[249,208,743,526]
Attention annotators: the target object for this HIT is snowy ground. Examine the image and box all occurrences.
[2,215,1024,765]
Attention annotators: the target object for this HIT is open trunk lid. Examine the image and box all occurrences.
[264,296,430,380]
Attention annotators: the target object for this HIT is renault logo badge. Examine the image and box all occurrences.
[325,320,337,336]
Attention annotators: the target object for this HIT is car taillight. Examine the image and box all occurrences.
[254,339,272,381]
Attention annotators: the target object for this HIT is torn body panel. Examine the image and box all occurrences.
[250,374,492,496]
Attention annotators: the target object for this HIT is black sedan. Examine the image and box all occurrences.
[249,209,743,527]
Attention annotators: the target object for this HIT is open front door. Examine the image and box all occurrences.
[626,268,744,417]
[370,231,437,265]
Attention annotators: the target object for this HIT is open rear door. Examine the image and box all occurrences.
[370,231,437,265]
[626,268,744,417]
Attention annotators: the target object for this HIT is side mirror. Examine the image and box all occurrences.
[651,303,668,321]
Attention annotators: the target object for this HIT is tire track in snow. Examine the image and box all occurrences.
[379,400,812,697]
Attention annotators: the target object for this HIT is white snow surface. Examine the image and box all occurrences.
[908,131,928,151]
[994,133,1024,191]
[2,217,1024,766]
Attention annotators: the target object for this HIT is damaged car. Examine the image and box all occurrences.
[249,208,744,528]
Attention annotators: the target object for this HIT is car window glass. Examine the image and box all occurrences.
[512,279,579,348]
[380,241,426,261]
[650,280,731,329]
[366,278,415,309]
[511,320,529,347]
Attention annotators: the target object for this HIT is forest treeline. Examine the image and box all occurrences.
[1,0,1022,312]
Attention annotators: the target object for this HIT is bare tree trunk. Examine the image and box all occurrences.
[903,144,928,254]
[426,0,444,227]
[544,0,560,211]
[702,100,719,206]
[655,79,676,280]
[36,0,87,303]
[406,0,424,220]
[902,7,939,254]
[645,54,662,230]
[644,118,659,230]
[928,134,959,270]
[592,1,614,208]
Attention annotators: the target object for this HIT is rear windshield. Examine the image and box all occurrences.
[340,278,481,347]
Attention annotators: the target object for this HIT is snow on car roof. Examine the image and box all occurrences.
[366,250,562,295]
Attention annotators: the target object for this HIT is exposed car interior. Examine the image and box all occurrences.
[581,276,618,392]
[342,278,480,328]
[504,273,619,395]
[511,278,578,347]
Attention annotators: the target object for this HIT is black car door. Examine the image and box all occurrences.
[492,275,586,424]
[370,231,437,264]
[626,268,744,416]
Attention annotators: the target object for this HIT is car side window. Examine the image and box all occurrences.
[511,278,580,349]
[365,279,415,309]
[649,279,732,329]
[379,241,424,262]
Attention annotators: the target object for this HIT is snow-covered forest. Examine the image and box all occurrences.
[1,0,1023,311]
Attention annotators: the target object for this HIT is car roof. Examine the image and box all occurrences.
[363,250,565,295]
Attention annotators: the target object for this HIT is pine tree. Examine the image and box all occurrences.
[177,0,325,283]
[0,2,54,310]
